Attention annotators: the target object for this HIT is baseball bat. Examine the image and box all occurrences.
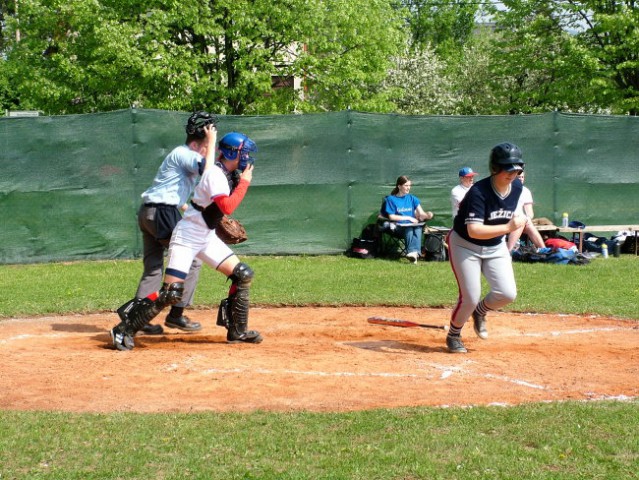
[367,316,448,331]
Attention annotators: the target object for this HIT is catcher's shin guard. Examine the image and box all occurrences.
[111,283,184,350]
[217,297,231,328]
[224,263,262,344]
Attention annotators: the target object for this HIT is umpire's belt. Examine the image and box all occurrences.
[143,202,174,208]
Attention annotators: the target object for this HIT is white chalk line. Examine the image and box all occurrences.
[198,367,428,379]
[520,326,632,337]
[0,333,66,344]
[190,361,549,391]
[417,360,547,390]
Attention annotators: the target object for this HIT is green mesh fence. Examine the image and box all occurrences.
[0,109,637,264]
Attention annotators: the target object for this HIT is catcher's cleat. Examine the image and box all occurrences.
[472,311,488,339]
[446,334,467,353]
[227,329,263,344]
[110,326,135,351]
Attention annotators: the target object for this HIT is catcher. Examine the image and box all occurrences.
[110,131,262,351]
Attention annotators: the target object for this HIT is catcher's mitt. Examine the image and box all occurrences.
[216,216,247,245]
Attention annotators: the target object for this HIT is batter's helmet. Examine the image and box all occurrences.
[489,142,525,173]
[219,132,257,171]
[185,111,218,139]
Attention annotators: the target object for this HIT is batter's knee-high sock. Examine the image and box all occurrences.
[447,323,463,337]
[474,300,491,317]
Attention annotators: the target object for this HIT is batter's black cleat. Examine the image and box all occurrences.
[446,334,467,353]
[141,323,163,335]
[110,327,135,351]
[227,329,263,344]
[165,314,202,332]
[472,311,488,339]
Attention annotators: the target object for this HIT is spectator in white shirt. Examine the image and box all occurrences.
[507,171,546,251]
[451,167,478,218]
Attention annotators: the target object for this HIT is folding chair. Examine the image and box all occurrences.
[376,218,409,258]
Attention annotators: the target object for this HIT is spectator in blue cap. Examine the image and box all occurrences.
[451,167,478,218]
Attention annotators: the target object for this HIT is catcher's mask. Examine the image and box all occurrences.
[185,111,217,139]
[219,132,257,171]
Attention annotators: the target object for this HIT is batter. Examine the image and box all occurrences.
[445,142,527,353]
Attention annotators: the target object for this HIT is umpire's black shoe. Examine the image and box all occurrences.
[164,314,202,332]
[141,323,163,335]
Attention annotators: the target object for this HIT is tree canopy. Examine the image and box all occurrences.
[0,0,406,114]
[1,0,637,115]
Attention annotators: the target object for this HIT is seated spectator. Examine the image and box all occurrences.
[381,176,434,263]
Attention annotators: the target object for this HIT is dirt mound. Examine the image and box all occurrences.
[1,307,637,413]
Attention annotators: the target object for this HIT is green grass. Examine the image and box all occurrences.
[2,255,639,319]
[1,255,638,479]
[1,402,638,479]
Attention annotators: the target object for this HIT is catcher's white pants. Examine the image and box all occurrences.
[166,217,234,277]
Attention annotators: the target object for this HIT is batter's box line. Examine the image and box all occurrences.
[199,367,436,380]
[417,361,547,391]
[0,333,65,344]
[518,326,635,338]
[198,366,547,391]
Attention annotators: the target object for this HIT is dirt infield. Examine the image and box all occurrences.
[1,307,637,413]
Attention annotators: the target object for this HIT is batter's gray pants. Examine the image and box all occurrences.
[447,230,517,330]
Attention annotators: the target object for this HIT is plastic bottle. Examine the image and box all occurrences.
[601,243,608,259]
[561,212,569,228]
[614,242,621,258]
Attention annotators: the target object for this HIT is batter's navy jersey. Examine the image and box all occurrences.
[453,176,523,247]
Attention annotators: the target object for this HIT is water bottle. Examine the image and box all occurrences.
[561,212,569,228]
[614,242,621,258]
[601,243,608,259]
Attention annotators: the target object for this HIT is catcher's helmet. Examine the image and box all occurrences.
[185,111,218,139]
[489,142,525,173]
[219,132,257,171]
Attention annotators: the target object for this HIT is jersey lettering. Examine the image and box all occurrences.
[488,209,514,221]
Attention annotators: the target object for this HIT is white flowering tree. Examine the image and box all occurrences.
[384,45,459,115]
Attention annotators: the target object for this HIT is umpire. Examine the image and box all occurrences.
[133,111,218,334]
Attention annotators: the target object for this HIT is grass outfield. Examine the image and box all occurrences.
[0,255,638,479]
[2,254,639,319]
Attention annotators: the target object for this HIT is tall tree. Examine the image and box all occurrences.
[399,0,478,55]
[489,0,639,114]
[0,0,406,115]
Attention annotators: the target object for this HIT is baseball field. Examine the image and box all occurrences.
[1,255,637,478]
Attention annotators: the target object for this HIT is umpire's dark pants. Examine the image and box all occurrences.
[135,204,202,308]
